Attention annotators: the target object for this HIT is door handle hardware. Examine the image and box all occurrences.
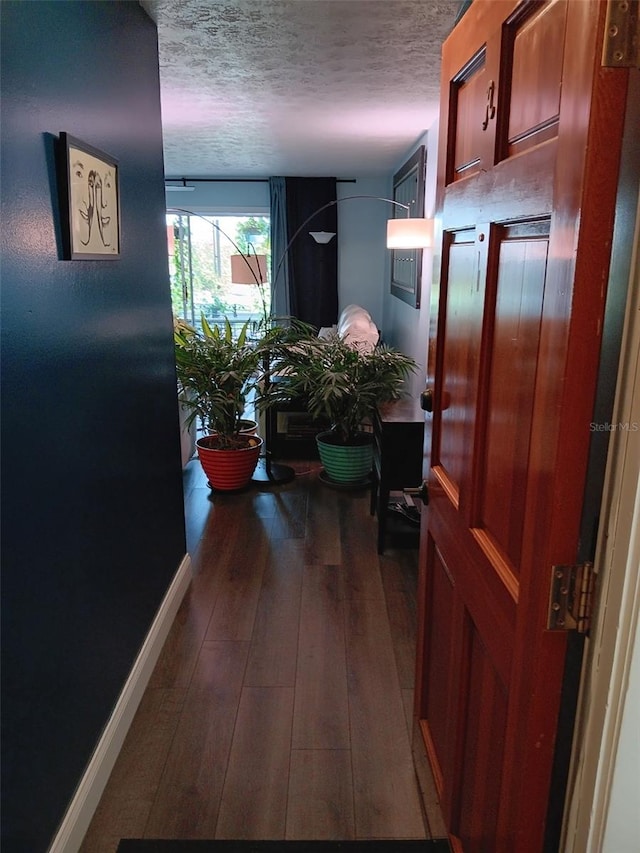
[421,388,434,412]
[482,80,496,131]
[405,480,429,505]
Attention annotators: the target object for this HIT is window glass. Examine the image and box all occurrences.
[167,212,270,331]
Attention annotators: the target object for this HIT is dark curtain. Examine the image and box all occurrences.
[269,176,290,318]
[285,177,338,329]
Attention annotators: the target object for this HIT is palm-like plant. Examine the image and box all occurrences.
[174,316,262,448]
[272,332,416,445]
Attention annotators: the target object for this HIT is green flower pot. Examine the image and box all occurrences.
[316,430,373,485]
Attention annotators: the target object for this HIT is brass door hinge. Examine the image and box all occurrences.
[547,562,596,634]
[602,0,640,68]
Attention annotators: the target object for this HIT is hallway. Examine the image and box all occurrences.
[80,459,445,850]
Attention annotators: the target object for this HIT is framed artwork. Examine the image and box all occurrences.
[390,145,425,308]
[58,133,120,259]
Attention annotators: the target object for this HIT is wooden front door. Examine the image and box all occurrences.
[414,2,630,851]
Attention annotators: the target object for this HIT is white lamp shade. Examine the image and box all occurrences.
[309,231,336,244]
[386,217,432,249]
[230,253,268,284]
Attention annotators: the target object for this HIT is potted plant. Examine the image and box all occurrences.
[273,332,416,484]
[174,315,264,490]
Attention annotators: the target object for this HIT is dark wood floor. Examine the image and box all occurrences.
[80,458,446,851]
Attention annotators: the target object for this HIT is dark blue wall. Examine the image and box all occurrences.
[0,3,187,850]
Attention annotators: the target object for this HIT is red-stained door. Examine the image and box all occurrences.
[414,2,630,851]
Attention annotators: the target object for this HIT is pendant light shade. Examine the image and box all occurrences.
[386,217,432,249]
[230,253,268,285]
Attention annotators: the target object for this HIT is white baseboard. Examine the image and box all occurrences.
[48,553,192,853]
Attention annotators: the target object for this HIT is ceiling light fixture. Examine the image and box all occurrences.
[165,178,195,192]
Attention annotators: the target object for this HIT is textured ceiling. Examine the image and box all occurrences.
[140,0,459,178]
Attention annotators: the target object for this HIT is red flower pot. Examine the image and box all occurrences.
[196,434,263,491]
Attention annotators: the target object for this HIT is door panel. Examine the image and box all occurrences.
[476,221,549,573]
[421,535,458,795]
[415,1,629,850]
[456,625,508,852]
[433,230,480,505]
[503,0,566,157]
[451,50,487,182]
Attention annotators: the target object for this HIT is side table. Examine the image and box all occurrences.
[370,397,425,554]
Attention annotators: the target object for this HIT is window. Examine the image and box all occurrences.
[167,212,270,330]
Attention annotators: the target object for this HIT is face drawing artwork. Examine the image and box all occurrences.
[69,146,118,255]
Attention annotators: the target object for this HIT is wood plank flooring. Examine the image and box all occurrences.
[80,459,445,852]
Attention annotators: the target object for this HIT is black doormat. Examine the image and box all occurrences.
[117,841,451,853]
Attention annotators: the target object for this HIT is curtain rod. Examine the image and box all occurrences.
[165,178,357,184]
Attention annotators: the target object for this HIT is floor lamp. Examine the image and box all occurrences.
[227,242,297,485]
[271,194,432,304]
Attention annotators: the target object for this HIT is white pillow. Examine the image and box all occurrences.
[337,304,379,353]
